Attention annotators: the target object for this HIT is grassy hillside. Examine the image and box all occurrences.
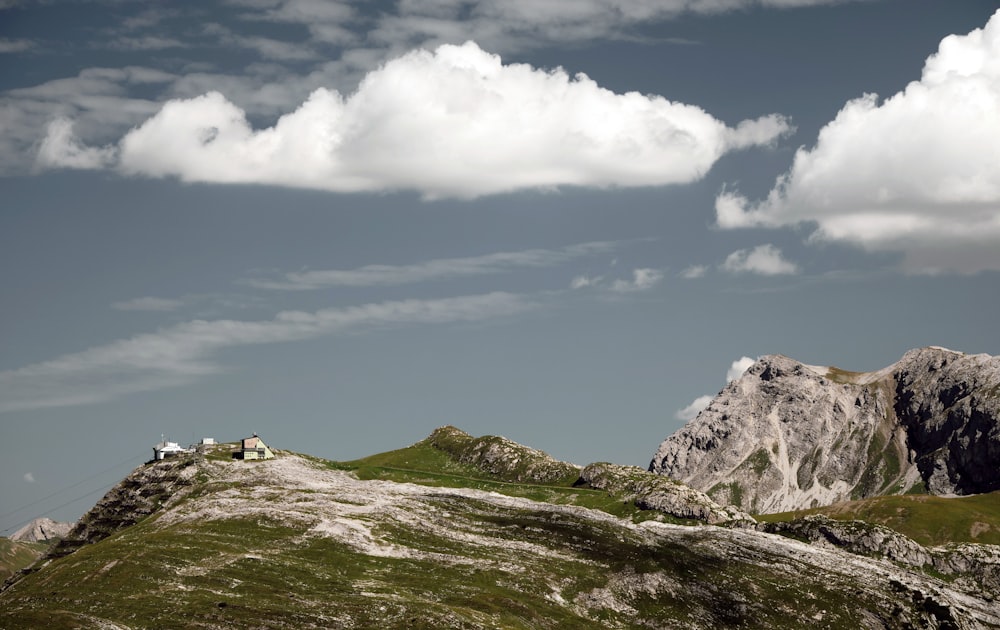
[0,538,47,582]
[331,428,666,523]
[4,452,991,629]
[757,491,1000,546]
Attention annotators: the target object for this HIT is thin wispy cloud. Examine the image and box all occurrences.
[244,241,621,290]
[0,292,534,413]
[720,244,799,276]
[610,268,665,293]
[0,38,35,53]
[568,267,663,293]
[569,274,602,290]
[111,297,185,312]
[679,265,708,279]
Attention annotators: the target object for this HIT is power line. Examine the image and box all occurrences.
[1,480,122,536]
[0,452,147,525]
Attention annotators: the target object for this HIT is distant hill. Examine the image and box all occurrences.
[10,518,73,544]
[650,347,1000,514]
[0,539,46,583]
[1,432,998,628]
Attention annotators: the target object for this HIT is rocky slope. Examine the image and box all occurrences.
[2,440,999,628]
[420,426,750,524]
[9,518,73,544]
[757,516,1000,600]
[650,347,1000,514]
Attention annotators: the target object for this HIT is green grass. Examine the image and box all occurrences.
[756,491,1000,546]
[333,442,668,523]
[335,440,494,480]
[2,438,993,629]
[706,481,744,509]
[744,448,771,476]
[0,497,905,629]
[0,539,47,581]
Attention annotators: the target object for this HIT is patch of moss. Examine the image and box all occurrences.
[745,449,772,476]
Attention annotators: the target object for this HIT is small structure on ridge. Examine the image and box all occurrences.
[153,437,191,461]
[233,433,275,460]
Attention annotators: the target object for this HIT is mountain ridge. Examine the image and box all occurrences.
[2,440,999,628]
[649,347,1000,513]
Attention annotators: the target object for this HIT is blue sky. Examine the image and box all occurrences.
[2,0,999,532]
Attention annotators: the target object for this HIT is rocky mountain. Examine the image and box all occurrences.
[9,518,73,544]
[649,347,1000,514]
[2,430,999,628]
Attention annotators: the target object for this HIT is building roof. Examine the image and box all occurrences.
[154,441,185,452]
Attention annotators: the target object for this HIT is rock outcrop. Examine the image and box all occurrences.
[650,347,1000,513]
[46,455,198,559]
[579,462,752,524]
[760,515,1000,600]
[425,425,582,484]
[9,518,73,543]
[423,427,752,524]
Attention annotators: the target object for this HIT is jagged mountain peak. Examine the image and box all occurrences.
[650,347,1000,514]
[8,518,73,544]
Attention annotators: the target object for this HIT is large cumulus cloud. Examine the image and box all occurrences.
[41,41,790,199]
[716,10,1000,274]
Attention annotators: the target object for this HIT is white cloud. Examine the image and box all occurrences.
[44,41,791,199]
[610,268,664,292]
[716,9,1000,274]
[23,472,35,483]
[3,66,173,173]
[112,297,185,312]
[570,275,600,290]
[679,264,707,279]
[675,394,713,421]
[0,38,34,53]
[246,241,619,289]
[726,356,756,382]
[3,0,848,177]
[720,244,798,275]
[0,292,532,413]
[676,354,757,421]
[36,118,117,170]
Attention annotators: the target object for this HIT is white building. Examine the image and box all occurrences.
[152,438,190,460]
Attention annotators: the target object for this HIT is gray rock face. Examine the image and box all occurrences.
[650,347,1000,513]
[9,518,73,543]
[893,348,1000,495]
[47,456,198,559]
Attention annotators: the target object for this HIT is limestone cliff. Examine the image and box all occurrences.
[649,347,1000,513]
[9,518,73,544]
